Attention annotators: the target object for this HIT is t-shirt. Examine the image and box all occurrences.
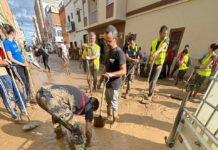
[61,44,68,56]
[104,46,126,90]
[155,38,169,50]
[35,48,49,59]
[166,49,176,61]
[3,39,24,65]
[124,45,139,69]
[49,85,93,122]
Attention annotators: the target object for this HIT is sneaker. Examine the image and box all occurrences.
[168,78,174,81]
[14,115,21,121]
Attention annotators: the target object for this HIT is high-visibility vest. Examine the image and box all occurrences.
[87,43,100,70]
[150,36,169,65]
[198,53,216,77]
[128,44,138,58]
[179,54,189,70]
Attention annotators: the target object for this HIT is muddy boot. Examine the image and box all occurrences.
[53,123,64,139]
[111,111,118,128]
[107,107,113,121]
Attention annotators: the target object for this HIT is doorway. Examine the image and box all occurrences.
[169,27,185,54]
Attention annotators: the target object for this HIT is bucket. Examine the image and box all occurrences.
[94,115,106,128]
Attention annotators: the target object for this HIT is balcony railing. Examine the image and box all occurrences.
[89,10,98,25]
[65,21,76,32]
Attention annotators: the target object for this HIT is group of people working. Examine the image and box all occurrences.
[0,22,217,150]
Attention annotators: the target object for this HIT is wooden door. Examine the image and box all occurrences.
[169,27,185,54]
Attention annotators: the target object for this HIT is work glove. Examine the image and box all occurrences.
[86,56,91,60]
[195,66,200,69]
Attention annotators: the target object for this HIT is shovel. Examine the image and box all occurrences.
[0,42,39,131]
[94,78,109,128]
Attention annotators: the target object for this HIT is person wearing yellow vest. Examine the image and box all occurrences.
[82,32,100,91]
[189,43,218,98]
[123,34,140,99]
[175,49,189,86]
[144,25,169,102]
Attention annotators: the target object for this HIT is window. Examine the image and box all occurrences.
[57,30,62,37]
[71,12,73,19]
[74,41,77,47]
[68,15,70,22]
[106,0,114,5]
[77,10,81,22]
[83,2,87,17]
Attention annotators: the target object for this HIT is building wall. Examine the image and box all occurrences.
[32,15,42,43]
[64,0,76,43]
[127,0,160,12]
[51,13,61,25]
[0,0,20,44]
[59,5,69,43]
[73,0,88,45]
[34,0,48,43]
[125,0,218,58]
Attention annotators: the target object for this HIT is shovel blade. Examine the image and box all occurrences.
[94,116,106,128]
[23,122,40,131]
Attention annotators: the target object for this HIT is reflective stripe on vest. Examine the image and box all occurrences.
[179,54,189,70]
[150,36,169,65]
[87,43,100,70]
[197,53,215,76]
[128,45,138,56]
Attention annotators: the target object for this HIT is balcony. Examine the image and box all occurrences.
[89,10,98,25]
[65,21,76,32]
[54,36,64,43]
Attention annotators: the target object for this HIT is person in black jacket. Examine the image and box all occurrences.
[34,46,50,72]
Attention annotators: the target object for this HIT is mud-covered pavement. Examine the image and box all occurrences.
[0,54,200,150]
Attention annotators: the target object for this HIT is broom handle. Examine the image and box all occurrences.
[145,58,155,91]
[0,42,30,121]
[99,77,109,116]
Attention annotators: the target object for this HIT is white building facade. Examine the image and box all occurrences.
[64,0,77,47]
[73,0,88,46]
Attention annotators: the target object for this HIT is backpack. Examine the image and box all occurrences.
[187,57,192,67]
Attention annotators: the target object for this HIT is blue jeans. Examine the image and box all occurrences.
[105,88,120,112]
[0,75,26,119]
[82,59,87,72]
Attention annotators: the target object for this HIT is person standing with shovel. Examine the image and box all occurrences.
[143,25,169,102]
[123,34,140,99]
[82,32,100,92]
[98,25,126,125]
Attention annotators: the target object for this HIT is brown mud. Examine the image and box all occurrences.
[0,54,200,150]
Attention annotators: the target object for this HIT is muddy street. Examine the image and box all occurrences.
[0,54,199,150]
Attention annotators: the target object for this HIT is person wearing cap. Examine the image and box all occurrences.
[36,84,99,149]
[123,34,140,99]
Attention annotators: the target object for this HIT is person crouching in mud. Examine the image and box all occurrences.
[36,84,99,150]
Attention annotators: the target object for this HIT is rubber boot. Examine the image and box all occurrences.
[107,107,112,121]
[110,111,118,128]
[53,123,64,139]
